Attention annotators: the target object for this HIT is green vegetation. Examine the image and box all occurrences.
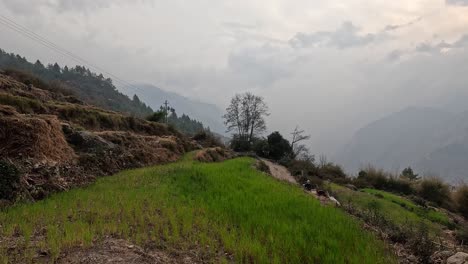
[454,184,468,218]
[168,112,205,136]
[0,93,47,114]
[0,155,394,263]
[0,51,153,117]
[417,177,452,208]
[0,160,19,200]
[330,184,452,231]
[254,131,293,161]
[362,189,452,227]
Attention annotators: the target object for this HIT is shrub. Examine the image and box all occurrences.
[4,68,49,90]
[192,130,224,148]
[146,111,165,123]
[355,166,414,195]
[230,135,251,152]
[287,159,318,177]
[356,166,388,189]
[408,223,435,263]
[454,184,468,219]
[0,94,47,114]
[318,162,346,180]
[4,68,74,96]
[455,226,468,243]
[253,138,269,157]
[386,177,413,195]
[418,177,451,208]
[0,160,20,200]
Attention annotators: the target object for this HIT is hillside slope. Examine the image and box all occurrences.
[0,71,194,202]
[337,107,468,182]
[0,49,153,117]
[0,155,395,264]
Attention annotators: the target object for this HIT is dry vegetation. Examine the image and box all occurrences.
[194,147,234,162]
[0,72,194,203]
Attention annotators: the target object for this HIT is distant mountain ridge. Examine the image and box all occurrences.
[130,84,225,135]
[337,106,468,182]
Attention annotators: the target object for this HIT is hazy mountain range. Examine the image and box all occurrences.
[128,84,226,135]
[337,106,468,183]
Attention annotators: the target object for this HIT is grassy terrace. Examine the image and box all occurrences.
[330,184,453,233]
[0,155,395,263]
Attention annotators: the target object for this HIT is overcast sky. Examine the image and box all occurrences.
[1,0,468,157]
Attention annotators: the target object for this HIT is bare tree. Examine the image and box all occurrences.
[223,92,269,143]
[290,126,311,159]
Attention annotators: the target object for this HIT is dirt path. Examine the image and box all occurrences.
[261,159,297,184]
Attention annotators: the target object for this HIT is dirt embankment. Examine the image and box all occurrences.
[0,73,197,203]
[260,159,297,184]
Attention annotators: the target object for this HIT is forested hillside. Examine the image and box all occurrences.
[0,49,153,117]
[0,49,212,136]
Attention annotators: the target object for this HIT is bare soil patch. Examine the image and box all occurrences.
[260,159,297,184]
[57,238,200,264]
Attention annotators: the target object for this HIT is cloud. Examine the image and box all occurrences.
[383,16,423,32]
[412,35,468,55]
[446,0,468,6]
[2,0,468,158]
[290,21,383,49]
[226,45,292,87]
[387,49,404,61]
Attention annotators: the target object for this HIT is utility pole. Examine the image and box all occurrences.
[163,100,169,124]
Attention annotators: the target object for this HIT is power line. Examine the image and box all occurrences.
[0,14,141,93]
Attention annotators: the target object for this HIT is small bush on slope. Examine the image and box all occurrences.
[418,177,452,209]
[0,156,395,263]
[454,184,468,219]
[0,160,19,200]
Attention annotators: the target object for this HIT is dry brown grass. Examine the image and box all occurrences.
[0,114,75,163]
[194,147,234,162]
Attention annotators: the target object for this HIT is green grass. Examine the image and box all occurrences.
[0,155,395,263]
[362,189,452,227]
[330,184,452,233]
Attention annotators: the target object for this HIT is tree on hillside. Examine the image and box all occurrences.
[266,132,293,161]
[401,167,419,181]
[290,126,311,159]
[223,92,269,147]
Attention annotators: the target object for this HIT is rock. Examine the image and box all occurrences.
[432,250,455,263]
[329,196,341,206]
[68,131,116,151]
[432,250,455,260]
[407,255,417,263]
[447,252,468,264]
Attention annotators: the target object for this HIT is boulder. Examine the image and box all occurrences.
[431,250,455,263]
[447,252,468,264]
[68,131,116,151]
